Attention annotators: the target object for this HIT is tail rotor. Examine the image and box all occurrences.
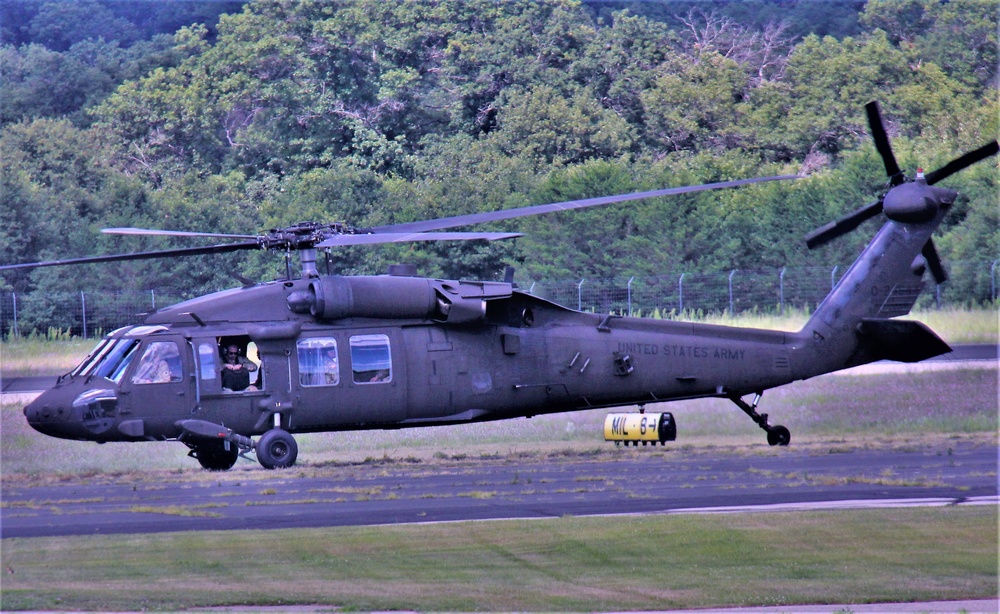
[805,101,999,286]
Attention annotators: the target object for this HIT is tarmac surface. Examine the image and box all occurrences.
[2,437,996,539]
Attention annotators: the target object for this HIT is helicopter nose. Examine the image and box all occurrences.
[23,388,113,441]
[24,396,78,439]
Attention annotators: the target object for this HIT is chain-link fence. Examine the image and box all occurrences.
[526,262,1000,317]
[3,261,998,339]
[1,290,192,339]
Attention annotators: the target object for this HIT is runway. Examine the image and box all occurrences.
[2,438,995,538]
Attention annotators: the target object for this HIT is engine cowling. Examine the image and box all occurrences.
[288,275,512,324]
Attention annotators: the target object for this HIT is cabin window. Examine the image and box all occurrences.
[297,338,340,387]
[131,341,183,384]
[350,334,391,384]
[197,342,217,380]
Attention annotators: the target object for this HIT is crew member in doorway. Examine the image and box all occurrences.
[221,344,258,391]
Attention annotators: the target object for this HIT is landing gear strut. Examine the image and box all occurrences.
[728,392,790,446]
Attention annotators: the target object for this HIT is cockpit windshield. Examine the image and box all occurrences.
[71,338,115,378]
[89,338,141,382]
[69,326,167,382]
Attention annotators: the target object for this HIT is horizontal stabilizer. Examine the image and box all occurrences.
[856,319,951,363]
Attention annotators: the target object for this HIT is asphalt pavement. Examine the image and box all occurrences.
[2,438,996,538]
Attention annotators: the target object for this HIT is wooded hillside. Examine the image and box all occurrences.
[2,0,997,324]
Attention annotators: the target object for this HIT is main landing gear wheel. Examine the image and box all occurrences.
[766,425,791,447]
[256,428,298,469]
[191,440,239,471]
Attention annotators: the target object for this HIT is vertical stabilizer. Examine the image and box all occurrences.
[794,102,996,377]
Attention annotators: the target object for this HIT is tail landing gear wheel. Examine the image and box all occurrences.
[256,429,298,469]
[766,425,791,447]
[729,392,792,447]
[192,440,239,471]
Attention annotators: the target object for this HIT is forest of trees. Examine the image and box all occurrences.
[1,0,997,334]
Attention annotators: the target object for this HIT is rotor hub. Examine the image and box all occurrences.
[882,178,957,224]
[259,222,369,251]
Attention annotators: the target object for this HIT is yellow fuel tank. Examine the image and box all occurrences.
[604,412,676,446]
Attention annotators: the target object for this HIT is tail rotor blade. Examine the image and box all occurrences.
[865,101,904,185]
[805,200,884,249]
[922,240,947,284]
[924,141,999,186]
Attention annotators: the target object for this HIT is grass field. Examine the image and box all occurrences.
[1,508,995,611]
[0,310,997,612]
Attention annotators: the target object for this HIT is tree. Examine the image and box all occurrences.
[640,50,747,153]
[768,31,911,157]
[27,1,138,51]
[862,0,998,93]
[491,84,636,168]
[0,36,182,128]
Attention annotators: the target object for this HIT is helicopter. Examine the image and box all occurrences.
[3,102,996,471]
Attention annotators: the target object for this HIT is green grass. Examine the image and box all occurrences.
[0,507,994,611]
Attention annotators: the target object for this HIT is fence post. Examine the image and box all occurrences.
[728,270,736,315]
[80,291,88,339]
[577,279,585,311]
[990,260,1000,301]
[12,292,18,338]
[627,276,634,316]
[151,289,156,311]
[678,273,685,314]
[831,265,839,291]
[779,267,787,316]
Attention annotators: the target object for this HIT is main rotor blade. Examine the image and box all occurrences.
[317,231,522,248]
[0,241,260,272]
[922,239,947,284]
[924,140,999,186]
[865,101,904,186]
[805,199,884,249]
[103,227,259,240]
[372,174,800,234]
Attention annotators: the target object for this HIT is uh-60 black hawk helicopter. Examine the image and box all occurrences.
[4,102,997,471]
